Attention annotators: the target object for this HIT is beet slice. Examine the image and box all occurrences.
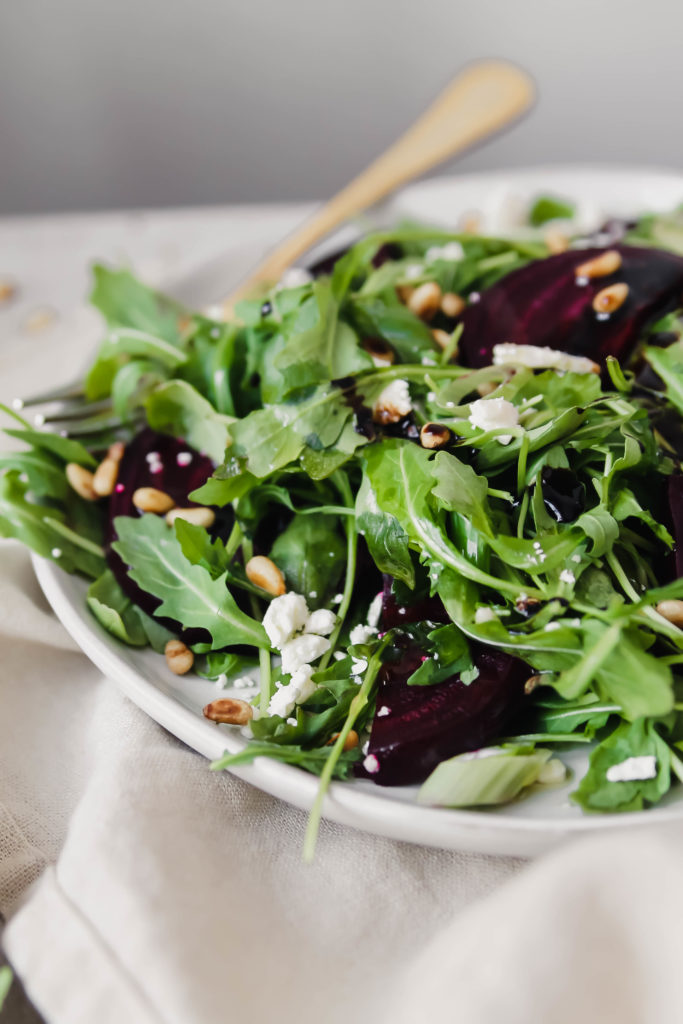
[358,641,528,786]
[456,245,683,369]
[105,428,214,637]
[379,573,449,631]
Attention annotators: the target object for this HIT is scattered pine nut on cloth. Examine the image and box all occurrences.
[5,207,683,1024]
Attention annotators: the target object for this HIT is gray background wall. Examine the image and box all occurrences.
[0,0,680,214]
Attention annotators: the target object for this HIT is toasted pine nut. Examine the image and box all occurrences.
[524,674,544,695]
[245,555,286,597]
[92,456,119,497]
[397,284,415,305]
[420,422,453,450]
[592,282,629,315]
[203,697,253,725]
[575,249,622,280]
[107,441,125,463]
[65,462,98,501]
[655,599,683,626]
[441,292,466,318]
[362,337,395,366]
[408,282,442,321]
[327,729,359,751]
[476,380,498,397]
[165,639,194,675]
[545,230,569,254]
[166,506,216,529]
[132,487,175,514]
[431,329,452,350]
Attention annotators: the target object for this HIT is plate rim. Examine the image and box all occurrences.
[30,163,683,856]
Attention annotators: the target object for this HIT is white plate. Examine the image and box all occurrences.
[32,166,683,857]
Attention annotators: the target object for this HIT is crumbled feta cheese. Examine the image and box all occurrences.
[571,553,582,563]
[372,379,412,424]
[280,633,330,674]
[376,705,391,718]
[233,676,256,689]
[363,754,381,774]
[332,593,344,605]
[267,664,317,717]
[50,547,62,559]
[474,607,497,624]
[492,343,599,375]
[308,590,317,599]
[176,451,193,467]
[425,241,464,262]
[544,622,561,632]
[362,741,370,755]
[286,717,297,727]
[367,593,383,630]
[333,651,346,661]
[214,673,229,690]
[559,569,576,585]
[468,397,519,445]
[305,608,336,636]
[276,267,313,291]
[351,657,368,675]
[349,623,378,646]
[262,593,309,648]
[606,755,657,783]
[537,759,568,785]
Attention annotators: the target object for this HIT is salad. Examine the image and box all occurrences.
[4,195,683,858]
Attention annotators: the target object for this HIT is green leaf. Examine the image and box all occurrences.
[269,514,346,607]
[418,747,553,807]
[145,380,231,462]
[0,967,12,1013]
[112,513,269,649]
[90,265,184,343]
[406,623,474,686]
[430,451,491,534]
[355,469,414,586]
[211,741,359,779]
[3,428,96,467]
[572,719,671,812]
[644,343,683,417]
[575,505,619,557]
[87,570,148,646]
[350,297,438,362]
[528,195,575,226]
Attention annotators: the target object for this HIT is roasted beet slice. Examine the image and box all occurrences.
[457,245,683,368]
[379,573,449,631]
[105,429,214,635]
[358,641,528,786]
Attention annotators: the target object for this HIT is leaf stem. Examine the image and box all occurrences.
[319,472,357,670]
[44,517,105,557]
[303,635,389,862]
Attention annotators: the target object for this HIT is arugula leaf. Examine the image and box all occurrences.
[112,514,269,649]
[406,624,474,685]
[418,747,553,807]
[573,718,672,812]
[269,514,346,607]
[211,741,359,779]
[2,428,96,467]
[90,265,184,342]
[145,380,232,462]
[87,569,148,646]
[355,470,414,586]
[528,195,575,225]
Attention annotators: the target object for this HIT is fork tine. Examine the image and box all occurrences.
[37,399,113,425]
[47,414,124,437]
[13,380,85,410]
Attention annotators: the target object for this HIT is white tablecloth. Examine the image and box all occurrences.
[2,206,682,1024]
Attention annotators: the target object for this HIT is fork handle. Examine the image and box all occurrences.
[223,60,534,310]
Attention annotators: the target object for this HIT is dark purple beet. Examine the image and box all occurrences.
[380,573,449,631]
[456,245,683,368]
[668,473,683,578]
[359,643,528,786]
[105,429,214,638]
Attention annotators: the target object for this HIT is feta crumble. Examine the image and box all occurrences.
[606,755,658,783]
[376,705,391,718]
[268,664,317,718]
[363,754,380,774]
[372,379,412,424]
[492,343,599,375]
[474,607,497,624]
[468,397,520,445]
[349,623,378,646]
[559,569,576,585]
[367,592,383,630]
[280,633,331,675]
[305,608,336,637]
[262,593,309,648]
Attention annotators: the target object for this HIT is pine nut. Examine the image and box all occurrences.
[524,674,544,695]
[107,441,125,463]
[420,422,453,449]
[575,249,622,280]
[166,506,216,528]
[397,284,415,305]
[203,697,253,725]
[476,380,498,397]
[655,599,683,626]
[362,337,395,366]
[65,462,98,501]
[545,230,569,254]
[92,457,119,497]
[132,487,175,514]
[327,729,359,751]
[592,282,629,315]
[431,329,452,350]
[407,282,442,321]
[441,292,466,318]
[245,555,286,597]
[165,639,194,675]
